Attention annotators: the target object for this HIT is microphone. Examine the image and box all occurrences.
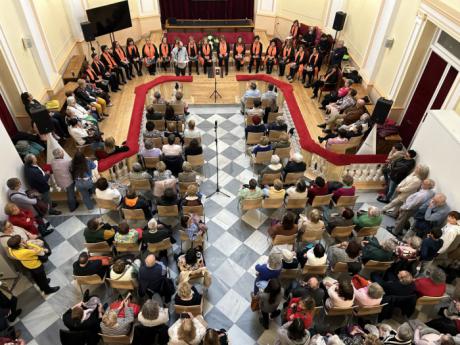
[214,120,217,129]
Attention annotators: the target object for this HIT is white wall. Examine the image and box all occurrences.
[411,110,460,210]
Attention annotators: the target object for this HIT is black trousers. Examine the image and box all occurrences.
[175,66,186,76]
[188,59,199,74]
[203,60,212,74]
[218,56,229,74]
[106,72,120,92]
[29,265,52,293]
[146,62,156,75]
[235,59,244,71]
[119,62,133,79]
[312,80,325,97]
[112,66,126,84]
[160,59,169,71]
[266,60,275,74]
[278,61,287,76]
[302,69,314,84]
[289,64,300,78]
[131,60,143,75]
[249,57,261,73]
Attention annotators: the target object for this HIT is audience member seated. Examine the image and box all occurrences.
[261,83,278,113]
[268,116,288,132]
[0,220,48,255]
[164,104,179,121]
[275,319,310,345]
[129,162,152,180]
[181,214,207,241]
[361,237,396,263]
[114,222,140,244]
[371,270,416,298]
[122,188,152,219]
[283,153,306,175]
[413,194,450,238]
[285,296,316,329]
[425,295,460,336]
[413,323,457,345]
[184,120,201,139]
[252,136,272,156]
[254,252,282,293]
[286,179,308,199]
[381,323,414,345]
[260,155,283,178]
[84,217,116,244]
[329,174,356,203]
[157,187,180,207]
[175,281,202,306]
[100,295,134,336]
[153,161,173,181]
[171,91,189,116]
[140,138,162,159]
[247,99,265,118]
[326,207,355,233]
[163,122,183,142]
[67,117,101,147]
[354,206,383,230]
[138,254,168,298]
[285,277,325,306]
[143,121,162,141]
[281,249,299,269]
[271,132,291,149]
[178,248,205,272]
[354,282,384,307]
[145,105,163,121]
[320,78,353,109]
[137,299,169,328]
[241,82,261,113]
[415,266,446,297]
[94,177,122,204]
[326,88,357,114]
[311,65,339,99]
[238,178,263,200]
[259,278,284,329]
[142,218,171,247]
[263,179,286,199]
[420,228,444,262]
[73,252,107,279]
[438,211,460,255]
[6,177,40,213]
[178,162,197,183]
[298,209,325,235]
[307,176,329,205]
[184,138,203,159]
[182,185,202,207]
[4,202,41,235]
[324,276,355,309]
[152,91,165,105]
[168,313,207,345]
[162,134,182,157]
[327,240,361,267]
[297,242,327,268]
[110,258,140,282]
[96,136,130,159]
[245,115,266,139]
[325,128,349,150]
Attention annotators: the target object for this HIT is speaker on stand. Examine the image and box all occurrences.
[328,11,347,66]
[80,21,97,54]
[371,97,394,125]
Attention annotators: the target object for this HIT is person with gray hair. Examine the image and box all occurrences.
[353,206,383,230]
[414,266,446,297]
[387,178,436,236]
[260,155,283,181]
[283,152,306,176]
[382,322,413,345]
[382,164,430,216]
[128,162,152,180]
[50,148,78,212]
[254,252,282,294]
[414,193,451,238]
[268,116,288,132]
[361,237,395,263]
[152,91,165,104]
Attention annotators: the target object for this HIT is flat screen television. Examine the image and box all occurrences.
[86,1,132,37]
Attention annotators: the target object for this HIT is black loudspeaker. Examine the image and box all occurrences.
[80,21,96,42]
[372,97,394,125]
[29,106,54,135]
[332,11,347,31]
[169,17,177,24]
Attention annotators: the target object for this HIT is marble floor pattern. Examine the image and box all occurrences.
[9,105,399,345]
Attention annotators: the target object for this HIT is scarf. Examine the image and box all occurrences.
[236,43,244,54]
[127,45,138,56]
[202,44,210,56]
[144,44,155,58]
[295,50,305,63]
[187,42,197,56]
[115,47,126,61]
[219,41,227,55]
[267,46,277,57]
[290,24,298,37]
[283,46,292,58]
[252,42,261,55]
[102,52,116,68]
[160,43,169,57]
[86,67,95,80]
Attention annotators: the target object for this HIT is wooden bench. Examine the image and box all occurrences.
[49,82,78,112]
[63,55,86,83]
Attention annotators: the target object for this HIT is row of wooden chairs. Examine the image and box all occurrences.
[140,153,204,171]
[246,131,289,146]
[244,97,276,110]
[151,103,185,115]
[250,146,292,162]
[146,119,185,133]
[328,135,364,154]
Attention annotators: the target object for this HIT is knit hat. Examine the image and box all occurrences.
[147,218,158,232]
[281,249,294,263]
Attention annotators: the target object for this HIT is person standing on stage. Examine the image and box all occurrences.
[187,36,199,75]
[278,39,295,77]
[199,37,213,75]
[112,41,133,80]
[142,38,159,76]
[248,35,263,74]
[290,19,300,46]
[126,37,143,77]
[172,40,189,76]
[218,35,230,76]
[233,36,246,72]
[264,40,278,75]
[100,45,126,84]
[158,37,171,72]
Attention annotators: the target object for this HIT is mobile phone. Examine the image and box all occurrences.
[180,313,190,319]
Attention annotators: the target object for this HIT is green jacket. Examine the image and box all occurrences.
[362,237,394,262]
[353,213,382,229]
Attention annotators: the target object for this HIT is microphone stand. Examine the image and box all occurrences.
[207,120,229,198]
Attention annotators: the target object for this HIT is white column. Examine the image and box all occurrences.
[388,13,427,100]
[63,0,89,41]
[138,0,160,16]
[17,0,60,89]
[361,0,400,84]
[0,25,27,92]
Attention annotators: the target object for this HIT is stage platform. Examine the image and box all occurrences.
[165,18,254,32]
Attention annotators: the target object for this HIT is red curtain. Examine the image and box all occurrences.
[159,0,254,24]
[0,93,17,137]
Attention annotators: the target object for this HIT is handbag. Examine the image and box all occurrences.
[250,292,260,312]
[306,65,313,72]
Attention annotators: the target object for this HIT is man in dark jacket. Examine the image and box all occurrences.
[23,154,61,215]
[378,150,417,203]
[72,252,107,279]
[138,254,169,299]
[371,270,416,297]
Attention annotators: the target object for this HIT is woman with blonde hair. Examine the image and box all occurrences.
[175,281,202,306]
[252,136,272,156]
[298,208,325,234]
[178,161,197,183]
[153,161,173,181]
[168,313,206,345]
[182,184,202,207]
[184,119,201,139]
[100,295,134,336]
[355,282,384,307]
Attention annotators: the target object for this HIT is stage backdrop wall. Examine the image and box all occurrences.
[159,0,254,24]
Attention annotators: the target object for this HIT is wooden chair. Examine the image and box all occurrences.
[174,300,203,317]
[246,132,264,145]
[114,242,141,254]
[260,173,281,185]
[353,304,387,317]
[187,154,205,168]
[152,137,163,148]
[152,104,166,114]
[302,264,328,276]
[179,230,204,251]
[267,112,283,124]
[179,182,199,196]
[283,172,304,185]
[274,146,291,159]
[355,226,379,237]
[240,198,263,211]
[286,198,307,209]
[85,241,112,255]
[330,225,354,239]
[325,306,354,316]
[183,137,201,146]
[363,260,393,271]
[129,178,152,192]
[171,103,185,115]
[416,295,449,307]
[251,150,273,165]
[95,198,120,214]
[99,330,134,345]
[272,234,297,247]
[147,238,173,253]
[157,205,179,217]
[331,262,349,273]
[74,274,106,295]
[333,195,358,208]
[152,119,165,131]
[268,130,284,142]
[182,205,204,217]
[301,230,324,242]
[261,98,273,109]
[142,156,161,169]
[262,198,284,209]
[106,278,136,292]
[162,135,181,145]
[244,97,259,109]
[166,120,185,133]
[280,268,300,280]
[311,194,333,207]
[122,208,146,221]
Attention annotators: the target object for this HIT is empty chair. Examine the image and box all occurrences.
[246,132,264,145]
[240,198,263,212]
[85,241,112,255]
[74,274,106,295]
[283,172,304,185]
[333,195,358,208]
[311,194,333,207]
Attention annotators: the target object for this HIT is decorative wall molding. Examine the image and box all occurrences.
[139,0,159,16]
[0,25,28,92]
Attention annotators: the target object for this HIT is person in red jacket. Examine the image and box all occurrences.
[285,296,315,329]
[415,267,447,297]
[307,176,329,205]
[329,174,356,203]
[4,203,40,235]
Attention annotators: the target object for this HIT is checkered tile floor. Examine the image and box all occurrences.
[13,105,395,345]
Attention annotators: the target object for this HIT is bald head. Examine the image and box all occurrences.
[421,179,435,190]
[432,193,447,206]
[308,277,319,289]
[145,254,156,267]
[357,99,366,107]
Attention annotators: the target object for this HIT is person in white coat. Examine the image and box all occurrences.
[275,319,311,345]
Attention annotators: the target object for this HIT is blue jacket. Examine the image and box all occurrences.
[24,164,50,193]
